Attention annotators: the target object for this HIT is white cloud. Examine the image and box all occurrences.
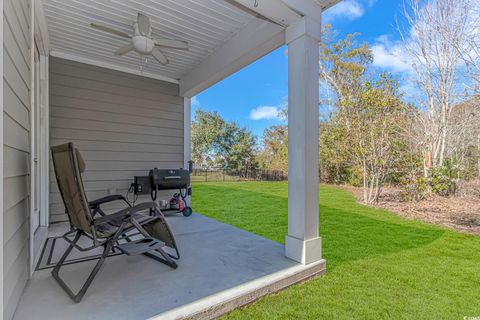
[249,106,283,121]
[191,96,201,108]
[371,35,412,73]
[323,0,365,22]
[367,0,378,7]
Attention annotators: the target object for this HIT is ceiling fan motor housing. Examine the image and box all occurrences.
[132,35,154,54]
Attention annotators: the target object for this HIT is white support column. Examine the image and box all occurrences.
[285,16,323,265]
[183,97,192,169]
[183,97,192,206]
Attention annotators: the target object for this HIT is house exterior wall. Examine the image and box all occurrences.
[49,57,184,222]
[3,0,32,319]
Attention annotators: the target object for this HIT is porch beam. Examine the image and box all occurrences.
[277,0,342,15]
[227,0,301,26]
[227,0,340,26]
[179,0,342,98]
[285,16,323,264]
[318,0,344,10]
[179,18,284,97]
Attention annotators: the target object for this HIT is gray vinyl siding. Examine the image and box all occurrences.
[3,0,31,319]
[49,57,184,222]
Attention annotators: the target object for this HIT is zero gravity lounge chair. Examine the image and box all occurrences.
[50,143,179,302]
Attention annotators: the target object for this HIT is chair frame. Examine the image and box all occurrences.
[51,143,179,303]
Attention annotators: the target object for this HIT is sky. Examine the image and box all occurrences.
[193,0,411,140]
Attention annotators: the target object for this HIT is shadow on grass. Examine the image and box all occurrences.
[192,183,445,270]
[320,203,445,269]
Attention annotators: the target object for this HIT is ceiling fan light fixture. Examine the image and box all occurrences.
[132,36,154,54]
[90,12,188,66]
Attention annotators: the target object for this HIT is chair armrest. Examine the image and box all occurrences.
[89,194,129,208]
[93,202,159,226]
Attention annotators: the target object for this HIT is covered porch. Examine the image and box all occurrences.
[10,0,339,318]
[15,213,324,320]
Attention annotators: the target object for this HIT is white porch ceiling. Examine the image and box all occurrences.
[41,0,256,82]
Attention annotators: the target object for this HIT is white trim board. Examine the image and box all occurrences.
[34,0,50,55]
[0,0,5,316]
[28,54,50,275]
[39,55,49,228]
[50,50,180,84]
[29,0,36,277]
[30,4,50,275]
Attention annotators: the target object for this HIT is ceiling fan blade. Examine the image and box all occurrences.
[137,13,151,36]
[151,48,168,65]
[114,44,134,56]
[90,23,130,38]
[223,0,286,27]
[154,38,188,50]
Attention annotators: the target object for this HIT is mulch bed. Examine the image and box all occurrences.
[342,185,480,236]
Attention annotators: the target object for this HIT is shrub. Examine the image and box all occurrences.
[401,171,428,202]
[346,166,363,187]
[430,159,460,196]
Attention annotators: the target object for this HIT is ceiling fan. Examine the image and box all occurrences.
[90,13,188,65]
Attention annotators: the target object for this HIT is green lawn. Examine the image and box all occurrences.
[191,182,480,320]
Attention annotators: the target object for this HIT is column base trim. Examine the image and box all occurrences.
[285,235,322,264]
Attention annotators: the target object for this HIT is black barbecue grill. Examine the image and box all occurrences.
[132,168,192,217]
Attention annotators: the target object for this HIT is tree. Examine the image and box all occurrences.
[191,109,257,173]
[318,27,375,186]
[318,29,412,203]
[400,0,467,173]
[217,122,258,173]
[191,109,224,166]
[319,121,350,184]
[319,25,373,112]
[342,75,410,203]
[258,125,288,172]
[447,98,480,180]
[445,0,480,94]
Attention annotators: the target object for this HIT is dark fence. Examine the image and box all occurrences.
[191,168,287,182]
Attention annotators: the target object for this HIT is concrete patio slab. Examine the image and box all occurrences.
[13,213,325,320]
